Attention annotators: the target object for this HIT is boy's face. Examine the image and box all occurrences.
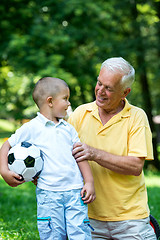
[52,87,70,119]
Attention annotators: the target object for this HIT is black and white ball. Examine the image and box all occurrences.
[8,141,43,182]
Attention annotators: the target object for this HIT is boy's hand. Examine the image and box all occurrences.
[0,140,24,187]
[81,182,96,204]
[1,169,25,187]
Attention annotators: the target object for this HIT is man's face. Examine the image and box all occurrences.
[95,67,125,112]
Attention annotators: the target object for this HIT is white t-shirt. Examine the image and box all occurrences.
[8,113,83,191]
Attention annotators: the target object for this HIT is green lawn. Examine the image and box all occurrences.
[0,120,39,239]
[0,119,160,239]
[0,179,39,239]
[0,172,160,239]
[145,171,160,223]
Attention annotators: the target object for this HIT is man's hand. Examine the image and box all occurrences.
[72,142,95,162]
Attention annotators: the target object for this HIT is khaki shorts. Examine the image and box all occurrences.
[90,217,157,240]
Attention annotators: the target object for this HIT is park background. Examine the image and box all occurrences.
[0,0,160,239]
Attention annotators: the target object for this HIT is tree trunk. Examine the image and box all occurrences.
[130,0,160,169]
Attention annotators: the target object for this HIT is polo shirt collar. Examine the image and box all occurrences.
[37,112,67,126]
[86,99,131,120]
[119,99,131,118]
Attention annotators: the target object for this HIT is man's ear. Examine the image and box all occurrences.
[46,96,53,107]
[122,88,131,100]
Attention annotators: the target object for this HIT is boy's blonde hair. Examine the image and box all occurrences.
[32,77,68,109]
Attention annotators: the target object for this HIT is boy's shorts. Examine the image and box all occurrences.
[36,187,92,240]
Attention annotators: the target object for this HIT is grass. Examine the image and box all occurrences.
[145,171,160,223]
[0,119,160,239]
[0,172,160,239]
[0,119,39,239]
[0,179,39,239]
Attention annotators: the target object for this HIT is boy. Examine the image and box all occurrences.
[0,77,96,240]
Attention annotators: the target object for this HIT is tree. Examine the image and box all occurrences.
[128,0,159,168]
[0,0,159,165]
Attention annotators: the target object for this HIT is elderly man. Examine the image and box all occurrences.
[68,57,156,239]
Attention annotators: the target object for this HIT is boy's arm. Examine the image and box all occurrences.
[0,140,24,187]
[78,160,96,204]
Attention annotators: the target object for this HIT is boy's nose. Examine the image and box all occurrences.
[68,101,71,106]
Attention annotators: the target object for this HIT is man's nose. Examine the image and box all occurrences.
[99,85,105,94]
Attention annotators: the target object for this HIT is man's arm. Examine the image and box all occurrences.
[0,140,24,187]
[73,142,145,176]
[77,160,96,204]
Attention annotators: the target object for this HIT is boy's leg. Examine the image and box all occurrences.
[36,187,67,240]
[65,189,92,240]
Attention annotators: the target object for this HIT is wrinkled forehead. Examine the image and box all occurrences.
[99,66,124,82]
[101,65,128,77]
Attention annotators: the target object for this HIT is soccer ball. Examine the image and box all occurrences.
[8,141,44,182]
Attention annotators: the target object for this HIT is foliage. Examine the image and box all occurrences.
[0,119,17,146]
[0,0,160,117]
[0,0,160,166]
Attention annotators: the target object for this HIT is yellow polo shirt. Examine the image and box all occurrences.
[68,99,153,221]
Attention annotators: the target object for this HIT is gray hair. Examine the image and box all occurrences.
[101,57,135,89]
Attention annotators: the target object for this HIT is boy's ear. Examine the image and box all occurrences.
[46,96,53,107]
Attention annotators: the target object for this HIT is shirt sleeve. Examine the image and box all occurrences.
[128,110,154,160]
[68,123,80,145]
[8,122,31,147]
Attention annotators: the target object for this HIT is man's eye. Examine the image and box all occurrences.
[107,88,114,92]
